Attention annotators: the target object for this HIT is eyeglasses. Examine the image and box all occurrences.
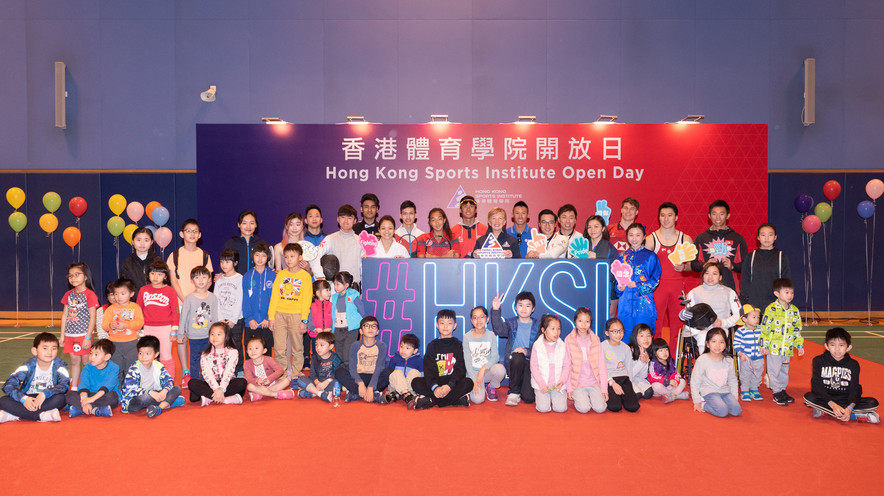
[607,328,625,334]
[67,272,84,279]
[362,324,379,330]
[540,220,556,225]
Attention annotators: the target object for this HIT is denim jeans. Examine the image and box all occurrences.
[189,338,209,380]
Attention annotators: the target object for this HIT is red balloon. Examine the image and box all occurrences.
[69,196,88,217]
[802,214,822,234]
[823,180,841,202]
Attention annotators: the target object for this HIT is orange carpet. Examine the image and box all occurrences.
[1,340,882,495]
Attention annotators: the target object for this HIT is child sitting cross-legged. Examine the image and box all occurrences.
[408,310,473,410]
[298,332,342,401]
[243,335,293,401]
[646,338,688,403]
[384,333,423,405]
[0,332,70,423]
[66,339,121,417]
[121,335,184,418]
[188,322,248,406]
[334,316,390,404]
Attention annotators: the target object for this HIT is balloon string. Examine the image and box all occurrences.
[808,234,815,324]
[75,217,80,261]
[801,222,809,314]
[49,232,54,327]
[865,219,872,325]
[15,232,20,327]
[115,237,121,279]
[822,219,830,323]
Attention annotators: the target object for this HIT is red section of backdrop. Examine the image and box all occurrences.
[197,123,767,257]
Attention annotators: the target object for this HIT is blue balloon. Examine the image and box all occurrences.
[152,206,170,227]
[794,194,813,214]
[145,225,157,235]
[857,200,875,219]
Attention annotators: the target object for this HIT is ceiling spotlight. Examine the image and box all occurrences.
[261,117,289,124]
[594,114,619,125]
[347,116,366,123]
[429,114,449,124]
[515,115,537,124]
[200,85,216,102]
[677,114,705,123]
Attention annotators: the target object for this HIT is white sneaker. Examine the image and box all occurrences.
[676,392,690,400]
[39,409,61,422]
[0,411,21,423]
[224,394,243,405]
[855,412,880,424]
[505,393,521,406]
[201,397,211,407]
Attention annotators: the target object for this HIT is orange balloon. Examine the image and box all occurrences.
[63,226,81,248]
[146,201,161,221]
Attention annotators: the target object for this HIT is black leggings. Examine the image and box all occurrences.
[188,378,248,402]
[0,393,66,421]
[607,376,640,412]
[411,377,474,407]
[65,389,120,410]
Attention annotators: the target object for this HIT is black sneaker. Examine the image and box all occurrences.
[373,391,387,404]
[385,391,401,403]
[772,392,788,406]
[411,395,434,410]
[401,393,415,406]
[455,394,471,407]
[783,391,795,403]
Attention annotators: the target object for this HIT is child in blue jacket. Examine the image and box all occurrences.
[384,333,424,404]
[0,333,70,422]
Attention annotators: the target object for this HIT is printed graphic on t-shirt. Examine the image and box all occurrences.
[142,291,172,308]
[279,278,302,299]
[65,292,91,336]
[821,366,851,390]
[318,356,335,381]
[468,341,491,369]
[111,308,137,336]
[604,348,625,373]
[193,302,212,329]
[27,368,54,394]
[356,346,379,375]
[254,363,267,380]
[435,353,456,376]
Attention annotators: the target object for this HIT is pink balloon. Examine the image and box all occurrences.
[802,215,822,234]
[126,201,144,223]
[154,226,173,249]
[867,179,884,201]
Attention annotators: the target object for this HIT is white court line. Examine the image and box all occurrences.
[0,332,38,344]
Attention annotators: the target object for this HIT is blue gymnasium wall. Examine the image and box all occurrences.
[2,1,884,311]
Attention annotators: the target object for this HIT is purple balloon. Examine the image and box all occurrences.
[794,194,813,214]
[858,200,875,219]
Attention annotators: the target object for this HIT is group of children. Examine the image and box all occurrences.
[0,199,879,424]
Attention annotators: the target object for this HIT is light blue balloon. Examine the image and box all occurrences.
[152,206,170,227]
[145,225,157,235]
[857,200,875,219]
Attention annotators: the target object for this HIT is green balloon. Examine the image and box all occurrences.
[107,215,125,237]
[814,202,832,223]
[8,211,27,232]
[42,191,62,213]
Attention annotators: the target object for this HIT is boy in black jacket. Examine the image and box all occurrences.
[408,310,473,410]
[803,328,879,423]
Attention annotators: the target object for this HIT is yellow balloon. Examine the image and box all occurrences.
[6,187,25,209]
[123,224,138,245]
[108,194,127,216]
[39,213,59,233]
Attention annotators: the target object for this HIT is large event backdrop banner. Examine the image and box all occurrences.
[196,123,768,261]
[362,258,611,356]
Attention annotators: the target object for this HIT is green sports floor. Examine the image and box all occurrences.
[1,325,883,386]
